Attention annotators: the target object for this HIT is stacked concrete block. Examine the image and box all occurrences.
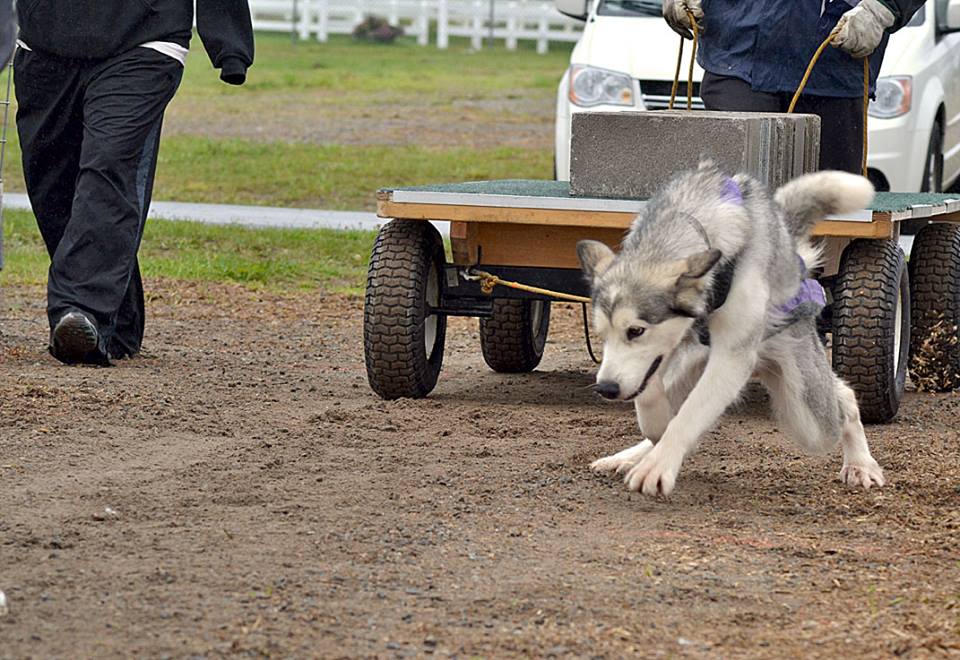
[569,110,821,199]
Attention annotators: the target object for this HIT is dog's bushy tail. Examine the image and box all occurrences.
[774,171,874,239]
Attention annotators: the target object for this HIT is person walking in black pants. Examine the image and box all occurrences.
[15,1,254,365]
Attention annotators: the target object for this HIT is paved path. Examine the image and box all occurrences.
[4,192,912,251]
[3,192,451,236]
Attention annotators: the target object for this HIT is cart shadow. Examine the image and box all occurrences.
[434,369,602,406]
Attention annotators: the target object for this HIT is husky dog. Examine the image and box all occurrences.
[578,161,885,497]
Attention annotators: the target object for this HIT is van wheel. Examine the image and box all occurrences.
[909,222,960,391]
[921,120,943,193]
[480,299,550,373]
[831,239,910,423]
[364,220,447,399]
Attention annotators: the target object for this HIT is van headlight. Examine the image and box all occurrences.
[869,77,912,119]
[568,65,635,107]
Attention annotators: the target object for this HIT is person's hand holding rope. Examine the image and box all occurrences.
[832,0,895,58]
[662,0,703,40]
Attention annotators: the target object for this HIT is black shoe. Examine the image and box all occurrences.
[50,312,108,365]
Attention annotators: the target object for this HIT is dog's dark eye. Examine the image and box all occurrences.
[626,326,645,341]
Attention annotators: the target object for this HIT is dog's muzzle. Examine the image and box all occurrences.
[593,381,621,400]
[594,355,664,402]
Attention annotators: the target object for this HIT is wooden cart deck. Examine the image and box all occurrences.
[377,180,960,269]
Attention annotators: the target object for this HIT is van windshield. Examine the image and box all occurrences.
[597,0,662,17]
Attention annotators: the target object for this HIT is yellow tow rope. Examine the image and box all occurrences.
[668,10,700,111]
[466,268,600,363]
[670,13,869,177]
[787,27,870,177]
[469,268,592,304]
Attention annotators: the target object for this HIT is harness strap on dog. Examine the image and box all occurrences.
[692,176,743,346]
[777,256,827,314]
[766,256,828,339]
[693,257,737,346]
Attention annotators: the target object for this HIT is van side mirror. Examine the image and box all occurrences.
[555,0,589,21]
[940,0,960,31]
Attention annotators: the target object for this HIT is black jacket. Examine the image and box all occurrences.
[0,0,13,66]
[878,0,928,31]
[17,0,254,84]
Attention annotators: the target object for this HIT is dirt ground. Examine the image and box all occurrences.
[1,280,959,658]
[163,94,556,150]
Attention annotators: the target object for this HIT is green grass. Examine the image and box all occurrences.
[2,32,570,210]
[1,209,377,294]
[177,31,569,100]
[151,138,552,209]
[1,34,569,291]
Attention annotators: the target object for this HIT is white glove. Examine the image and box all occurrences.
[662,0,703,40]
[832,0,895,59]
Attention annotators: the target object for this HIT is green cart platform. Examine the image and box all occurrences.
[365,180,960,423]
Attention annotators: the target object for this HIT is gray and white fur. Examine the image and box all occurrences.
[579,161,884,497]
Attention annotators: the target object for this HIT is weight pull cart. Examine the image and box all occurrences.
[363,180,960,423]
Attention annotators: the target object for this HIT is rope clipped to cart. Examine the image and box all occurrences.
[467,268,593,304]
[465,268,601,363]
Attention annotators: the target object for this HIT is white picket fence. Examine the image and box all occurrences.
[249,0,583,53]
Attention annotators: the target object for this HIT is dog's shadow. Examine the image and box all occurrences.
[435,370,777,416]
[432,368,602,407]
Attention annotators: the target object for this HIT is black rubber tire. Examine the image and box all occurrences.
[832,239,910,424]
[908,222,960,391]
[363,220,447,399]
[479,299,550,373]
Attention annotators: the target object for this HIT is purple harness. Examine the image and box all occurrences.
[721,177,743,205]
[777,257,827,315]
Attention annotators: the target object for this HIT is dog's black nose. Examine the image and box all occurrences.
[594,381,620,400]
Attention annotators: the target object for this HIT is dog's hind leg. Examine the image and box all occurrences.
[756,325,884,489]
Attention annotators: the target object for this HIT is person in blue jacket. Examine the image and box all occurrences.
[15,0,254,366]
[662,0,926,173]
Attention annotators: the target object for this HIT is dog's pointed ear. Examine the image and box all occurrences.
[697,157,720,173]
[681,248,722,281]
[673,248,722,316]
[577,240,616,282]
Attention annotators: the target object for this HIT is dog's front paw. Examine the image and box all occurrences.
[623,444,683,497]
[840,460,885,490]
[590,439,654,475]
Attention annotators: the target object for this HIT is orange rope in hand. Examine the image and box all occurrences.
[686,13,699,110]
[668,9,700,111]
[668,35,684,110]
[787,27,870,177]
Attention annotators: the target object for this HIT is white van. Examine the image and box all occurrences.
[554,0,960,193]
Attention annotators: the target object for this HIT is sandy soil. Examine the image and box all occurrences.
[2,281,959,658]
